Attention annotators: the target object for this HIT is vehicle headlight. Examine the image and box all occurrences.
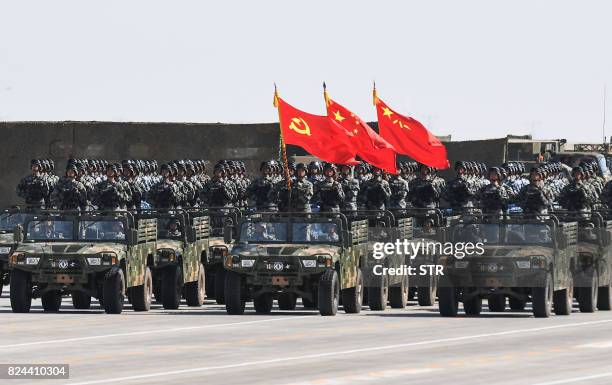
[531,255,547,269]
[0,246,11,254]
[87,257,101,266]
[101,253,118,265]
[9,252,24,265]
[226,255,239,267]
[302,260,317,268]
[516,260,531,269]
[159,250,176,262]
[26,257,40,265]
[316,255,333,267]
[241,259,254,268]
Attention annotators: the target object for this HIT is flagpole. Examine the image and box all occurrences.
[273,84,292,192]
[372,81,378,106]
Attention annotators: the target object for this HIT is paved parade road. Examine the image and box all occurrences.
[2,290,612,385]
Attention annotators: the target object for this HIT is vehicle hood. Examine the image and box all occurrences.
[15,242,128,255]
[232,243,342,258]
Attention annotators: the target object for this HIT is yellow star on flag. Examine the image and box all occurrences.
[334,110,346,122]
[382,107,393,118]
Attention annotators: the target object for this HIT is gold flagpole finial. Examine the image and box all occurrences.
[323,81,330,107]
[273,82,279,108]
[372,81,379,106]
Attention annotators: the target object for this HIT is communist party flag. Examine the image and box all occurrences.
[274,92,359,165]
[374,89,449,169]
[324,89,397,174]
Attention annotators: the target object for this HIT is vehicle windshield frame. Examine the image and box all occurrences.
[453,222,554,246]
[25,219,76,242]
[238,219,342,244]
[78,219,128,242]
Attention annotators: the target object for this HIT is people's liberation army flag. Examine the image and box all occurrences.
[374,89,449,169]
[324,89,397,174]
[274,95,359,165]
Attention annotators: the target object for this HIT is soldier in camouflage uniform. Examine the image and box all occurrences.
[200,163,237,207]
[16,159,51,208]
[388,163,409,214]
[338,164,360,213]
[362,166,392,211]
[408,164,442,210]
[516,167,554,216]
[558,166,596,218]
[50,163,88,210]
[444,161,477,213]
[247,160,278,211]
[355,161,372,210]
[314,163,345,213]
[278,163,313,212]
[121,161,144,209]
[478,167,511,216]
[92,164,130,210]
[308,161,324,185]
[148,163,183,209]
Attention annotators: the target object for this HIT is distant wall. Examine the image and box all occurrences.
[1,121,280,207]
[441,138,507,178]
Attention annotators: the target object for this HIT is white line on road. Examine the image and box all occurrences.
[66,319,612,385]
[530,372,612,385]
[577,340,612,348]
[0,316,312,349]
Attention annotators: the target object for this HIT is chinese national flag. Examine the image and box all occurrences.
[325,95,397,174]
[275,96,359,165]
[374,93,449,169]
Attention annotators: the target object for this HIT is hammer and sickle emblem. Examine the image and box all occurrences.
[288,117,311,136]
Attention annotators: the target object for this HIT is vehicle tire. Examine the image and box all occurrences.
[342,268,364,314]
[41,290,62,312]
[205,268,215,299]
[597,283,612,311]
[367,274,388,311]
[103,268,125,314]
[278,292,297,310]
[408,287,416,301]
[132,267,153,312]
[161,265,182,310]
[438,286,458,317]
[215,266,226,305]
[302,293,317,308]
[254,293,274,314]
[185,264,206,307]
[10,269,32,313]
[153,279,162,303]
[578,273,598,313]
[318,269,340,316]
[224,271,245,315]
[532,273,553,318]
[389,275,409,309]
[463,294,482,316]
[553,286,573,316]
[71,291,92,309]
[417,276,437,306]
[488,294,506,312]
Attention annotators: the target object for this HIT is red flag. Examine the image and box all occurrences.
[374,91,449,169]
[325,93,397,174]
[274,95,359,165]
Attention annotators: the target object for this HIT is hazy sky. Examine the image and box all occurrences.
[1,0,611,142]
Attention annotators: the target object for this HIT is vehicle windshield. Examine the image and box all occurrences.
[292,222,340,243]
[26,220,74,241]
[239,222,288,242]
[454,223,553,245]
[78,220,126,241]
[0,213,33,231]
[157,217,183,239]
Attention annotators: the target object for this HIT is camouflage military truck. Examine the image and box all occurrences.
[194,207,242,305]
[9,210,157,314]
[135,209,210,309]
[0,208,35,290]
[403,208,459,306]
[554,210,612,313]
[356,210,413,310]
[438,213,577,318]
[223,212,368,316]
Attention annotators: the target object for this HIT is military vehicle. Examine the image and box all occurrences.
[357,210,413,310]
[554,210,612,312]
[135,209,210,309]
[438,213,577,318]
[404,208,458,306]
[222,212,368,316]
[9,210,157,314]
[0,208,35,290]
[194,207,242,305]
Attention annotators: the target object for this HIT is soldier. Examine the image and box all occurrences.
[16,159,51,208]
[363,166,392,211]
[478,167,511,216]
[558,166,596,217]
[444,161,477,213]
[247,160,278,211]
[50,163,88,210]
[408,164,442,210]
[388,164,410,213]
[92,164,130,210]
[355,161,372,210]
[121,161,144,209]
[200,163,237,207]
[278,163,313,212]
[148,163,183,209]
[338,164,360,213]
[516,167,554,216]
[308,161,324,185]
[313,163,344,212]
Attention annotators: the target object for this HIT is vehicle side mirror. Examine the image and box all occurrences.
[223,226,233,244]
[187,226,196,243]
[13,224,23,243]
[128,229,139,245]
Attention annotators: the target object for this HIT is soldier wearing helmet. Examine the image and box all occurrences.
[362,165,392,211]
[50,163,88,210]
[92,163,130,210]
[200,162,237,207]
[16,159,51,208]
[147,163,184,209]
[338,164,360,213]
[278,162,313,212]
[314,163,345,212]
[246,160,278,211]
